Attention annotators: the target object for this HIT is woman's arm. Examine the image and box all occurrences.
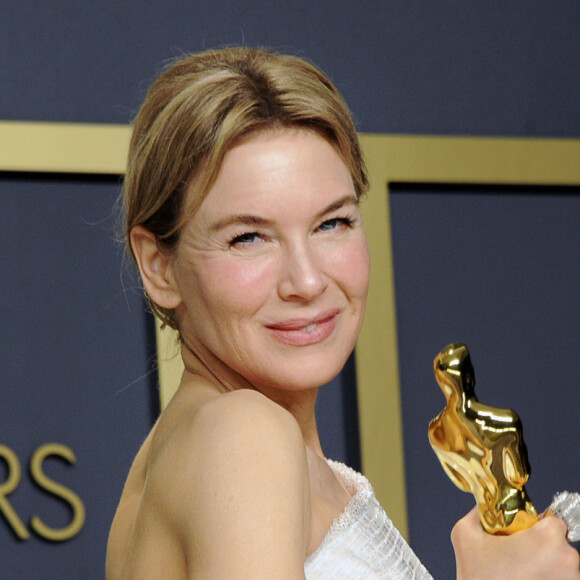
[452,507,580,580]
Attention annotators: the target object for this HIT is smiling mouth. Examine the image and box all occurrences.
[268,308,339,330]
[266,310,339,346]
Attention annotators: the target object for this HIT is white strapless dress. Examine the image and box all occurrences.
[305,461,433,579]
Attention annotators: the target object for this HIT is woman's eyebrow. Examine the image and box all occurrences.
[314,194,359,220]
[209,214,273,232]
[209,194,358,232]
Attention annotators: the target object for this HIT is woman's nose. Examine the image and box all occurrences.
[277,243,328,302]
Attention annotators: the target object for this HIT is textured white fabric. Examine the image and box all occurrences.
[550,491,580,542]
[304,461,433,580]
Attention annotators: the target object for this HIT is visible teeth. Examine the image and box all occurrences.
[301,323,318,332]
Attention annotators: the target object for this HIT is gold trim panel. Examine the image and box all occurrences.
[0,121,131,174]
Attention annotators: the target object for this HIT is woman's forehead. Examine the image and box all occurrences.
[197,130,353,210]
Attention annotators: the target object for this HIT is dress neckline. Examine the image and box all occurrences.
[305,460,375,565]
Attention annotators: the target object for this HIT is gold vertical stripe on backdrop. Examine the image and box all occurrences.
[155,323,183,409]
[3,120,580,541]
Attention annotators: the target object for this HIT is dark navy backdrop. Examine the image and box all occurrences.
[2,1,579,137]
[0,175,156,576]
[2,2,579,577]
[390,185,580,576]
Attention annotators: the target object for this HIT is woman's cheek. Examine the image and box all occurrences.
[203,257,275,308]
[333,236,370,288]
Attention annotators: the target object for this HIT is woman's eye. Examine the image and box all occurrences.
[228,232,262,246]
[318,217,353,231]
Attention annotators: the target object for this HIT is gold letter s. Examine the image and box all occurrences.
[29,443,86,542]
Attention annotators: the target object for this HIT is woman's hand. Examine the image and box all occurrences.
[452,507,580,580]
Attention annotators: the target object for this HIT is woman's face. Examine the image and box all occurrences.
[171,129,370,395]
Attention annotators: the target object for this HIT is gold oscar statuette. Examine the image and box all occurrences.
[428,343,538,535]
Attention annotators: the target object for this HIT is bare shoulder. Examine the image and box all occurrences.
[154,387,307,474]
[145,388,311,578]
[150,388,310,520]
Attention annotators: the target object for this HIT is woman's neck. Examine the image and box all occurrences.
[180,340,252,393]
[179,341,324,456]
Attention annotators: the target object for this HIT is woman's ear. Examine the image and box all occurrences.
[130,226,182,309]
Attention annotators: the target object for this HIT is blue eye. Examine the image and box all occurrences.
[228,232,262,246]
[318,217,354,231]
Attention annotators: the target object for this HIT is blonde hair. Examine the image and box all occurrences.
[124,46,368,329]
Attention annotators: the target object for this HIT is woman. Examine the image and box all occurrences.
[107,46,579,579]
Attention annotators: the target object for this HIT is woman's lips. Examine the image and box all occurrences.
[266,309,339,346]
